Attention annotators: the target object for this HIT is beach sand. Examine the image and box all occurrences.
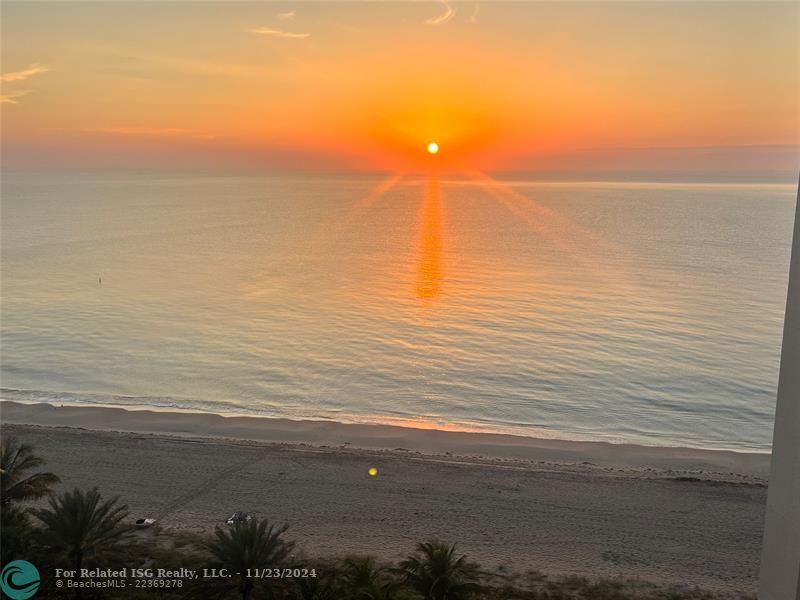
[1,401,769,592]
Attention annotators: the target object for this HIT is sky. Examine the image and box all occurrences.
[1,1,799,178]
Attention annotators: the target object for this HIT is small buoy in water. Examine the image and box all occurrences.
[368,467,378,477]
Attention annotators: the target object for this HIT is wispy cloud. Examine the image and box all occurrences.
[1,63,48,104]
[0,90,30,104]
[424,0,456,26]
[277,10,295,21]
[0,63,49,82]
[249,26,310,39]
[470,3,480,25]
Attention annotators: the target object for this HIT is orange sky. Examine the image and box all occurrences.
[2,1,798,177]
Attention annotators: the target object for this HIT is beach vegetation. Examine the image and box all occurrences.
[0,436,60,565]
[0,503,33,564]
[289,567,339,600]
[30,487,133,598]
[339,555,407,600]
[0,435,60,504]
[399,542,480,600]
[205,517,295,600]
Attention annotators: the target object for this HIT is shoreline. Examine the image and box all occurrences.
[0,401,770,482]
[0,393,774,454]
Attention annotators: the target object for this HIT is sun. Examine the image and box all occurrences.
[427,142,439,155]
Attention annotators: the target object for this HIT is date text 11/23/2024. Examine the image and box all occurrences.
[54,567,319,580]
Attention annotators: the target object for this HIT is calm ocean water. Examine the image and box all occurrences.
[1,171,795,451]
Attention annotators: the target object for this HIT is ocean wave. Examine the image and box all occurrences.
[0,387,773,453]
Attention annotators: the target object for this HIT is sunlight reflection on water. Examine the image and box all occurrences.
[1,171,794,450]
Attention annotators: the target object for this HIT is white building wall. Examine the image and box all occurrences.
[759,181,800,600]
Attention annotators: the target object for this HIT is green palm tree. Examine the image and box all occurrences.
[341,556,385,590]
[206,518,295,600]
[1,436,60,504]
[400,542,479,600]
[355,581,403,600]
[291,569,338,600]
[0,504,33,564]
[340,556,397,600]
[31,487,132,600]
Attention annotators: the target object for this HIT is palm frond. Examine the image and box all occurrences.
[0,436,60,503]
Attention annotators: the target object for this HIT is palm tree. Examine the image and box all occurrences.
[1,436,60,504]
[340,556,398,600]
[400,542,479,600]
[291,569,338,600]
[354,581,403,600]
[31,487,132,600]
[341,556,385,590]
[0,504,32,564]
[206,518,295,600]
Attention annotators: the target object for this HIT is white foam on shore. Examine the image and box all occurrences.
[0,389,772,454]
[0,400,772,482]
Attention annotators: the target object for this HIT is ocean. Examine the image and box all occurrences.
[1,170,794,451]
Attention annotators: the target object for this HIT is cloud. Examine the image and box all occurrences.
[0,63,49,82]
[424,0,456,25]
[0,63,48,104]
[249,26,309,39]
[277,11,295,21]
[0,90,30,104]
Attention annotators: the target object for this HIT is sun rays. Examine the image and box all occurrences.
[307,168,632,304]
[466,171,619,256]
[323,172,406,242]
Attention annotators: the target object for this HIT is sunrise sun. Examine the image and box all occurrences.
[427,142,439,155]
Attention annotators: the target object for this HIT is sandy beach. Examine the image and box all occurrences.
[1,401,768,593]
